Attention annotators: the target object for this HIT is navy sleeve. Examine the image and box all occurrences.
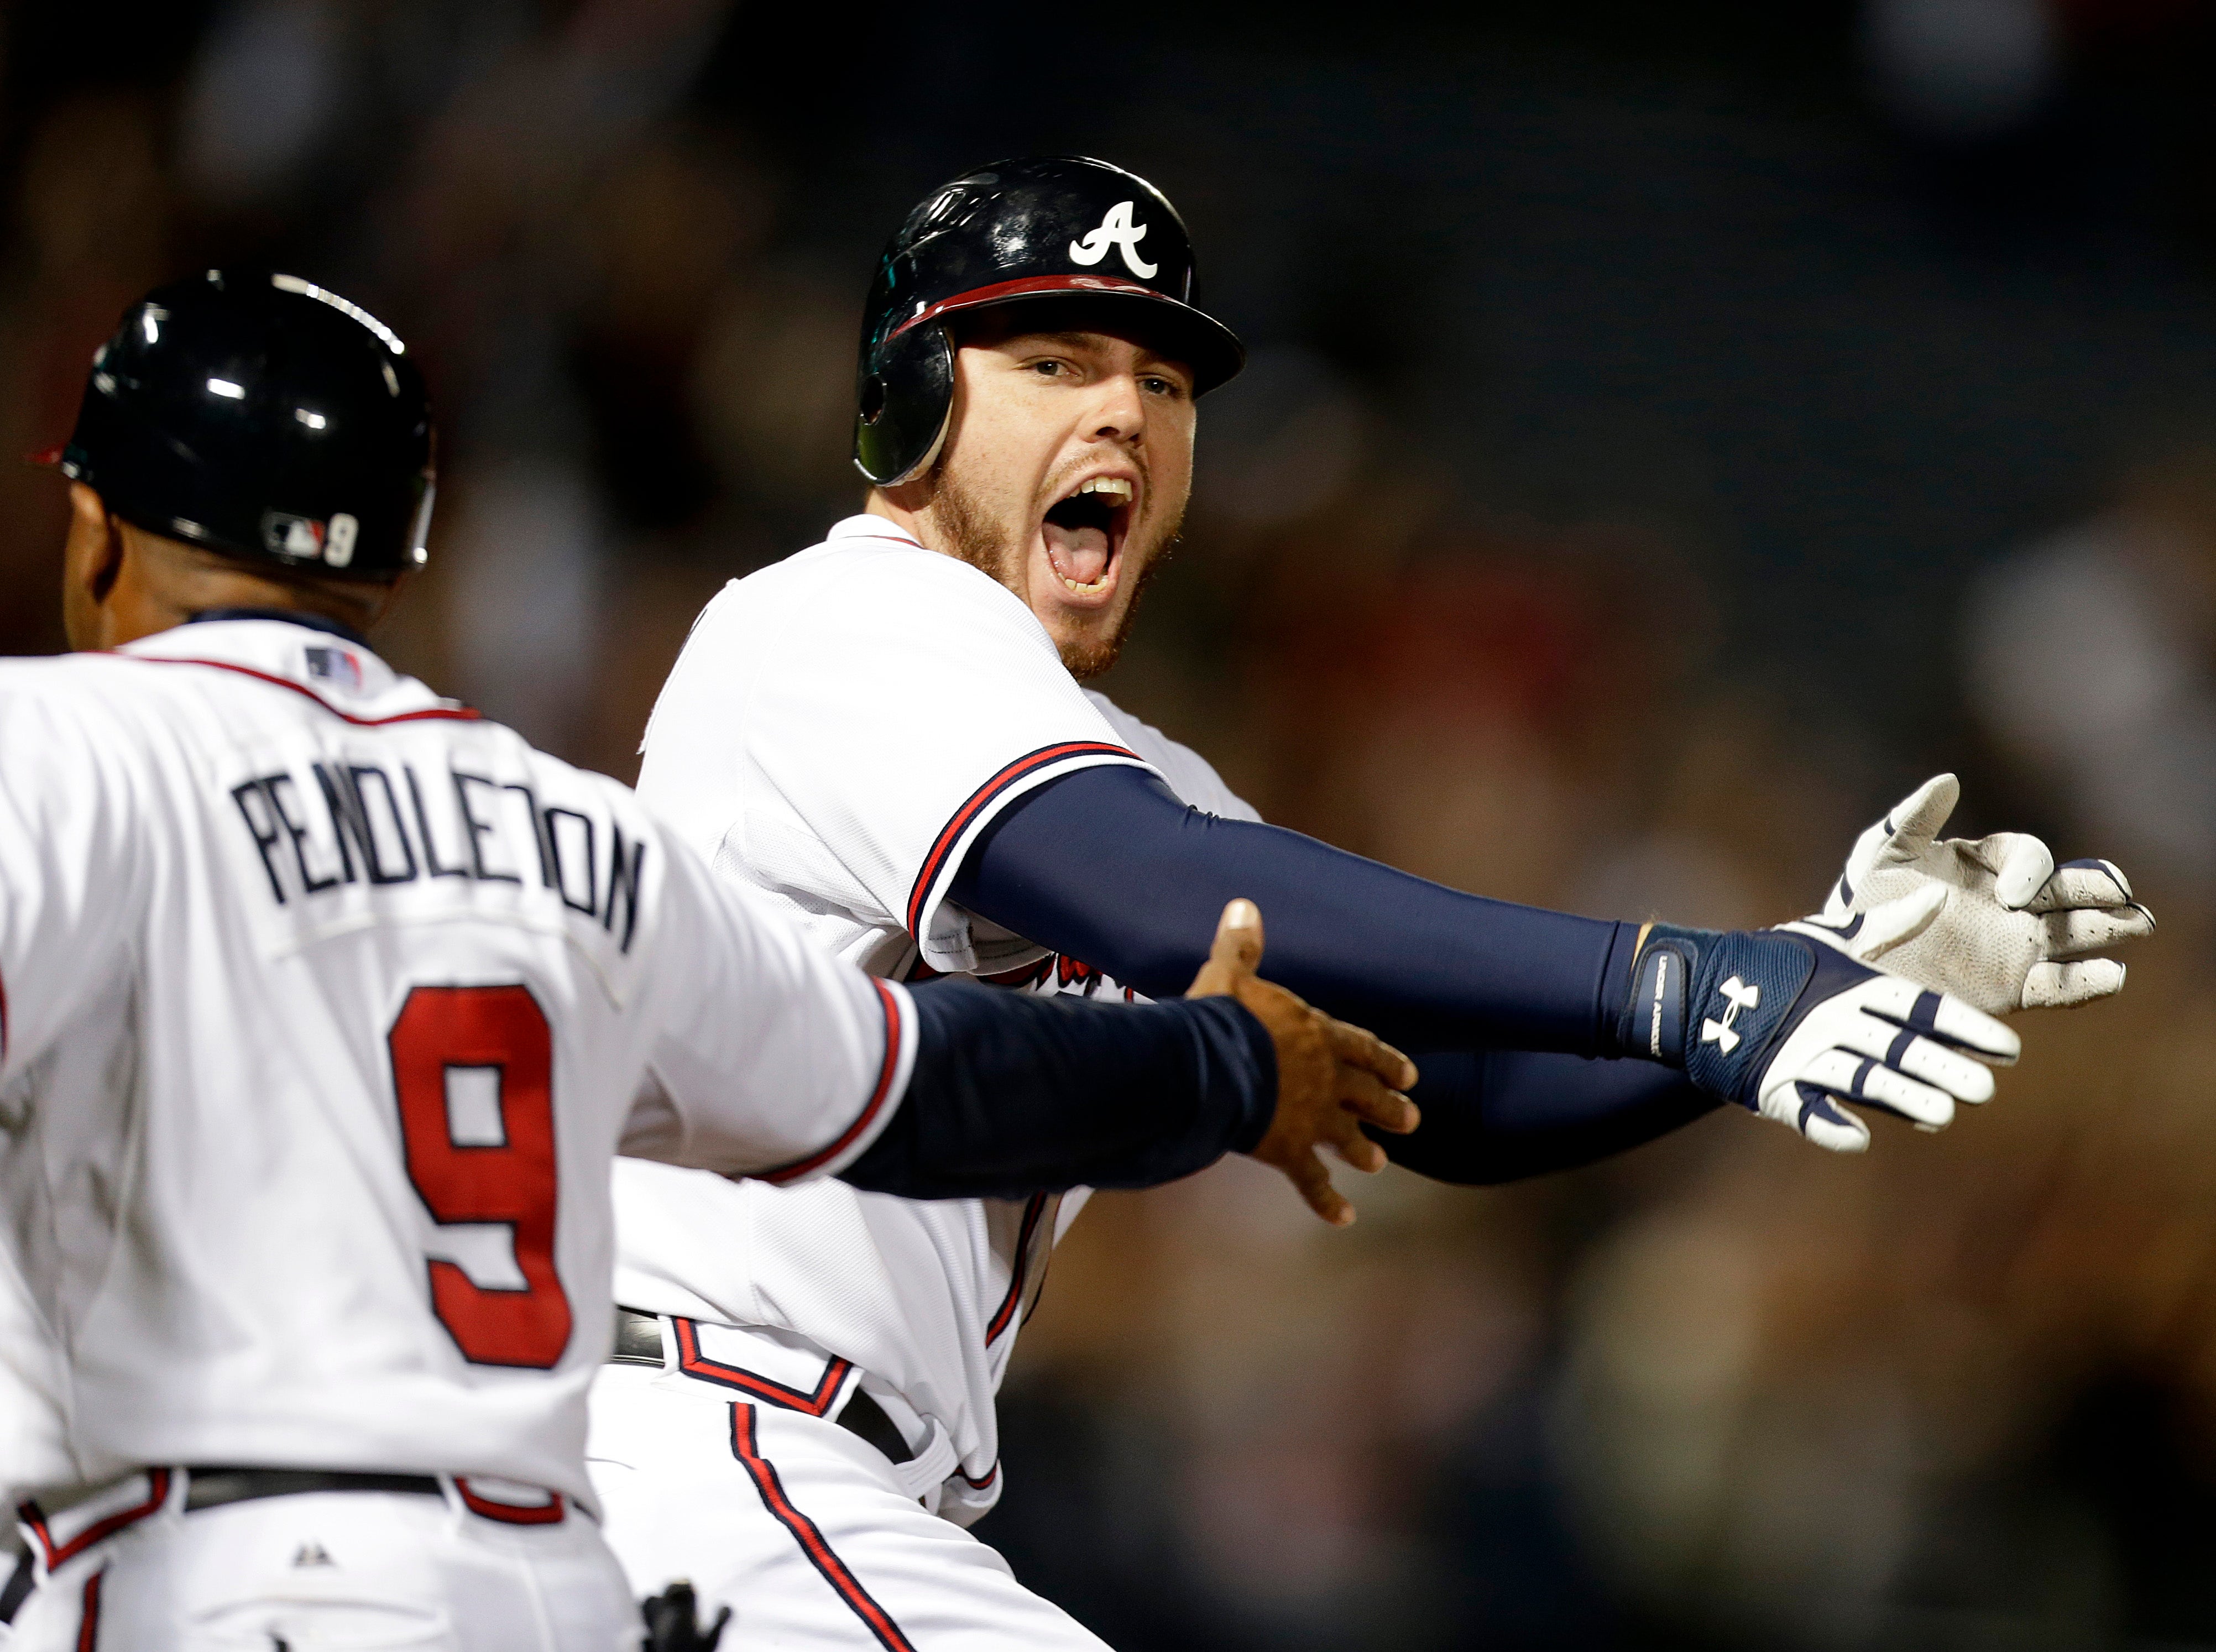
[952,765,1641,1056]
[839,977,1276,1200]
[1378,1049,1717,1185]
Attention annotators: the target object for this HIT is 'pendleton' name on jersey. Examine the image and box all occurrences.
[227,746,650,950]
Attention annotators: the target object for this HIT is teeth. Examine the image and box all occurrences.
[1076,477,1133,501]
[1062,574,1111,594]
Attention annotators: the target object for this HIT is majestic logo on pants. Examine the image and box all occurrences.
[1702,976,1760,1054]
[1069,201,1158,279]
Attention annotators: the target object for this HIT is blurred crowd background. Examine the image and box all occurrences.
[6,0,2216,1645]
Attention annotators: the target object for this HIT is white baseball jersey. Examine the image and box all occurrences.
[617,514,1256,1522]
[0,615,917,1509]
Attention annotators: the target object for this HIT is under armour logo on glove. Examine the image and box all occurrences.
[1608,922,2018,1153]
[1701,976,1760,1054]
[1069,201,1159,278]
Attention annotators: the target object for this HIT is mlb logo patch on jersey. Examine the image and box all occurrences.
[304,646,363,691]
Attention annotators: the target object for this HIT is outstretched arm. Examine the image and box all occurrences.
[844,900,1418,1223]
[1384,1049,1713,1185]
[953,765,1637,1056]
[954,764,2016,1158]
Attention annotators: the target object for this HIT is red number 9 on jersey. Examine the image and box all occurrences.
[388,985,572,1368]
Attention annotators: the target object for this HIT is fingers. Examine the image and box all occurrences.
[1849,976,2021,1064]
[1774,1081,1872,1153]
[1888,1023,2012,1098]
[2024,858,2136,912]
[2039,905,2156,958]
[1988,832,2057,911]
[1847,884,1946,960]
[1880,773,1960,856]
[1210,897,1263,972]
[1336,1063,1419,1137]
[1791,1047,1956,1128]
[1925,992,2021,1064]
[1801,994,2003,1101]
[1263,1142,1353,1227]
[2022,958,2126,1009]
[1187,897,1265,997]
[1323,1015,1419,1093]
[1335,1131,1391,1174]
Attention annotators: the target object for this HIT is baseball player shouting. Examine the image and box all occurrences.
[0,271,1415,1650]
[594,156,2151,1648]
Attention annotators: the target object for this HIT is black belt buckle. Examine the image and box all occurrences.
[611,1307,666,1367]
[182,1467,444,1513]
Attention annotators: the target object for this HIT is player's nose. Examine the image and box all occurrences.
[1084,372,1147,443]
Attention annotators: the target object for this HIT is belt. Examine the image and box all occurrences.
[612,1308,914,1465]
[181,1467,443,1513]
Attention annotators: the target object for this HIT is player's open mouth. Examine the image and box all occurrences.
[1040,476,1134,600]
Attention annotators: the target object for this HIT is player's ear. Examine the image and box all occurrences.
[60,482,128,649]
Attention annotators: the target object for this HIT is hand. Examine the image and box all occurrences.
[641,1582,730,1652]
[1778,774,2154,1015]
[1621,925,2020,1153]
[1187,898,1419,1225]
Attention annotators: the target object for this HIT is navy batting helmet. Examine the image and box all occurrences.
[47,271,435,579]
[853,156,1246,487]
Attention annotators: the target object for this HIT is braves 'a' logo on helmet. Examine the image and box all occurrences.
[1068,201,1158,279]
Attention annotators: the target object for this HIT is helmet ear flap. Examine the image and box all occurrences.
[853,324,954,487]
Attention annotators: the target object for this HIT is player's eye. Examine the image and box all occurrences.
[1026,358,1069,378]
[1141,374,1187,400]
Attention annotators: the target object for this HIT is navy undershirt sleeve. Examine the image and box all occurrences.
[952,765,1638,1055]
[950,764,1715,1185]
[1384,1048,1716,1184]
[839,978,1276,1200]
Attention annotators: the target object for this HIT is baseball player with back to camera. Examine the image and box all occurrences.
[591,156,2155,1648]
[0,271,1418,1649]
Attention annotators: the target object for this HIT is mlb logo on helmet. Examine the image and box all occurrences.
[262,510,362,568]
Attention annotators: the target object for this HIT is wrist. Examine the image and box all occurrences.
[1210,995,1279,1156]
[1610,922,1712,1067]
[1607,923,1828,1110]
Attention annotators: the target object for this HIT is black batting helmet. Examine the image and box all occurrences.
[853,156,1246,487]
[45,271,435,579]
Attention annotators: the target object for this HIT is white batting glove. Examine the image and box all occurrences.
[1778,774,2154,1017]
[1614,924,2020,1154]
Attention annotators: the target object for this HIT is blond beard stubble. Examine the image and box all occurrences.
[928,461,1179,681]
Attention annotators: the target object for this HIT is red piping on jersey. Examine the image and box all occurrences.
[112,655,482,726]
[0,962,10,1065]
[957,1460,1000,1491]
[672,1318,855,1418]
[20,1470,171,1571]
[757,979,905,1186]
[454,1478,566,1525]
[75,1568,103,1652]
[730,1404,919,1652]
[889,274,1161,342]
[904,741,1137,939]
[984,1194,1049,1346]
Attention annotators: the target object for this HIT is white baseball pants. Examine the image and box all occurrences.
[8,1473,635,1651]
[588,1363,1109,1650]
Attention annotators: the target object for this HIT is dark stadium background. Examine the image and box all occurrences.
[7,3,2216,1646]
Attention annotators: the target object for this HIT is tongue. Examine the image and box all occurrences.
[1044,521,1111,586]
